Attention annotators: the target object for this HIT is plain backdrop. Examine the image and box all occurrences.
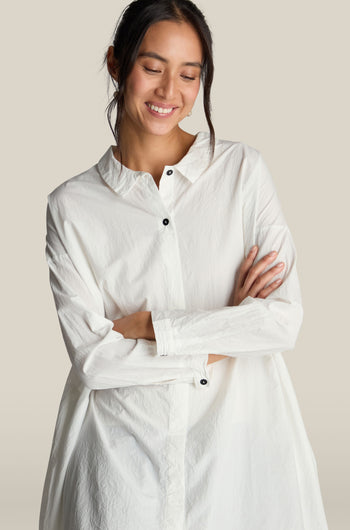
[1,1,349,528]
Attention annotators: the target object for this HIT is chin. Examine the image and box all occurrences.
[144,122,180,137]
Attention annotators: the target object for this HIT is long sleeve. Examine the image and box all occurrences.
[45,198,208,390]
[151,150,303,358]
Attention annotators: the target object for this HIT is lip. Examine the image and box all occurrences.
[145,102,178,118]
[146,101,178,109]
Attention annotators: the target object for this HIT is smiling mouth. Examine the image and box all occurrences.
[145,102,177,115]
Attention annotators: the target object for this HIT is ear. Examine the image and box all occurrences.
[107,45,119,82]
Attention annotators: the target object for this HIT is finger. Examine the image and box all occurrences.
[237,246,259,287]
[243,250,280,292]
[248,261,285,297]
[256,278,283,299]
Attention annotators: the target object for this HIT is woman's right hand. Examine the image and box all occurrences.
[207,246,285,365]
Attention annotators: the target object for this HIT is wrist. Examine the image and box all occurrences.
[138,311,155,340]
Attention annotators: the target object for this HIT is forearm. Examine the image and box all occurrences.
[112,311,155,340]
[207,354,230,364]
[113,312,228,366]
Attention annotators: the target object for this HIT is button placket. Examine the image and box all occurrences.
[161,384,189,530]
[156,167,211,388]
[157,167,175,215]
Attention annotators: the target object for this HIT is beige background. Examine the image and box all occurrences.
[1,0,348,528]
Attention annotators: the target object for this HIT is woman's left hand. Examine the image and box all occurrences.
[112,311,155,340]
[232,246,284,306]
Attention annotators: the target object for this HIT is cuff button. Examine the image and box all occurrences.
[200,378,208,385]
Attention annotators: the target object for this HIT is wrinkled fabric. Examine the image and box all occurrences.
[39,131,328,529]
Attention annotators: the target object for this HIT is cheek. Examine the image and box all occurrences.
[125,71,151,100]
[185,81,201,104]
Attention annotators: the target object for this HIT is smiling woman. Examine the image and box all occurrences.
[39,1,329,529]
[106,18,206,183]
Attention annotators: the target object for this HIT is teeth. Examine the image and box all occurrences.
[147,103,174,114]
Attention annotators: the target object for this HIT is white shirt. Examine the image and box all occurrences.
[39,131,328,530]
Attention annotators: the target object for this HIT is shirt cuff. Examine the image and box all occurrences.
[151,312,210,387]
[190,354,210,388]
[151,313,174,356]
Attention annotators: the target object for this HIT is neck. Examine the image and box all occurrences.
[114,121,196,182]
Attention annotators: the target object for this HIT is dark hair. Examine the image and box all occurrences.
[101,0,215,160]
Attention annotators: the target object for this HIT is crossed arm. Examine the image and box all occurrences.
[113,245,285,365]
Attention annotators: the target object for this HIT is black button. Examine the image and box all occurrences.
[200,378,208,385]
[166,169,173,175]
[162,218,169,225]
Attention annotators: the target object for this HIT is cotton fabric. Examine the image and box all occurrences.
[39,131,328,529]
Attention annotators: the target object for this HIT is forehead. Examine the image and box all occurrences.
[139,20,203,61]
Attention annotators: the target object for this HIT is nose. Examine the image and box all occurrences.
[154,72,176,100]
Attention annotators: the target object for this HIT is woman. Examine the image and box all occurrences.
[39,0,329,528]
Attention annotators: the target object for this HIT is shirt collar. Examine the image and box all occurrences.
[96,131,212,196]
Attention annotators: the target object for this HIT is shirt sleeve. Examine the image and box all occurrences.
[45,197,208,390]
[151,150,304,358]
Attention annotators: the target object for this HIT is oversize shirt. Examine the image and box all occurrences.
[39,131,328,529]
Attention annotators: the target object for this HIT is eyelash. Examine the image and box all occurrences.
[143,66,195,81]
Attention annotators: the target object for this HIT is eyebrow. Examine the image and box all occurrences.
[137,51,203,69]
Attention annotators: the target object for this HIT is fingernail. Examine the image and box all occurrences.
[269,251,277,256]
[250,245,258,254]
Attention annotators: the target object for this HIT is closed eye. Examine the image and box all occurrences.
[143,66,195,81]
[143,66,161,73]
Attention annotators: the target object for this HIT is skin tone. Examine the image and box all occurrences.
[107,20,285,365]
